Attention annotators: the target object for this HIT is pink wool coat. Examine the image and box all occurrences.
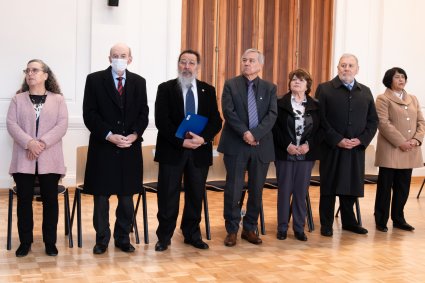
[374,88,425,169]
[6,91,68,175]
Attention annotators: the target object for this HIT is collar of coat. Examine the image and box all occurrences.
[383,88,412,105]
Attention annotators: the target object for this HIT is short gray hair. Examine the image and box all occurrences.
[242,48,264,65]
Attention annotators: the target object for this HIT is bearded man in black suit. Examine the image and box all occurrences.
[154,50,222,252]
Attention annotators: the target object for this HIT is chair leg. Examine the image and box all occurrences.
[417,178,425,198]
[203,189,211,240]
[141,188,149,244]
[64,190,73,248]
[355,198,362,226]
[132,193,141,245]
[7,190,13,250]
[76,189,82,248]
[259,199,266,235]
[306,190,314,232]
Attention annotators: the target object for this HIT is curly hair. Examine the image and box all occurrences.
[288,68,313,95]
[20,59,62,94]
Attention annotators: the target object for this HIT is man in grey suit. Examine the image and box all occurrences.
[218,48,277,247]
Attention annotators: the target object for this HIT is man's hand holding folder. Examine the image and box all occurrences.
[182,131,205,149]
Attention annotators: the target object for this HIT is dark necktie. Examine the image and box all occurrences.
[247,80,258,129]
[117,77,123,96]
[186,85,195,115]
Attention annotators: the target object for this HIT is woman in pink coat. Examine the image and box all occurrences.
[374,67,425,232]
[6,59,68,257]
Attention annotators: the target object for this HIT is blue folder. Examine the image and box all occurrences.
[175,113,208,139]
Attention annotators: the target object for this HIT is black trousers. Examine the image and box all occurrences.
[374,167,412,226]
[319,194,359,229]
[93,195,134,246]
[13,173,61,244]
[156,150,208,243]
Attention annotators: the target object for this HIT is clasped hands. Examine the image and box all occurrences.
[243,131,259,146]
[399,139,419,152]
[287,143,309,155]
[337,138,361,149]
[183,131,205,149]
[27,139,46,160]
[107,133,138,148]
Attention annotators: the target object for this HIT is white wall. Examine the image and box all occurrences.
[0,0,181,187]
[333,0,425,175]
[1,0,424,188]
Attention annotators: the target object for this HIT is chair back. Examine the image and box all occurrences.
[365,144,378,175]
[206,147,227,182]
[142,145,159,183]
[76,146,88,186]
[311,160,320,177]
[266,162,277,179]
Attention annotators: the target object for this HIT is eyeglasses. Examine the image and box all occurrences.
[23,68,44,75]
[179,60,197,67]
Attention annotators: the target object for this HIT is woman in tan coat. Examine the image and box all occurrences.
[374,67,425,232]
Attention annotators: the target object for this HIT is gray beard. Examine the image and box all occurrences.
[178,74,196,88]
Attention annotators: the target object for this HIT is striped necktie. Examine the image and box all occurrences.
[117,77,123,95]
[247,80,258,129]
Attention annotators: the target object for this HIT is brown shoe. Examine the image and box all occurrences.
[224,233,237,247]
[241,229,262,245]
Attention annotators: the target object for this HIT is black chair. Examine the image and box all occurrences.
[417,178,425,198]
[7,180,73,250]
[70,146,147,247]
[416,163,425,199]
[132,145,211,242]
[334,198,362,226]
[266,162,315,232]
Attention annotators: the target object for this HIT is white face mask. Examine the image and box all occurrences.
[111,58,128,73]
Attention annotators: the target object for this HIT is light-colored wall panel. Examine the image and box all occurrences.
[0,0,181,188]
[333,0,425,175]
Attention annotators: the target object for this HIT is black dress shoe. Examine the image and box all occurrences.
[393,222,415,231]
[294,231,308,241]
[15,243,31,257]
[93,244,108,254]
[155,241,169,252]
[376,225,388,232]
[45,243,58,256]
[320,228,333,237]
[276,231,287,240]
[184,238,209,249]
[342,225,368,234]
[115,242,135,253]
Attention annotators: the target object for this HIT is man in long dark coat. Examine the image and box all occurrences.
[83,43,149,254]
[316,53,378,236]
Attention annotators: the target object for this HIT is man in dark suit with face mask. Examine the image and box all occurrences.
[83,42,149,254]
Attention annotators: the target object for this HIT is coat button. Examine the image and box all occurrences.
[117,121,121,125]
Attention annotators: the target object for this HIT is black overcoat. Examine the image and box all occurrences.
[82,67,149,195]
[316,76,378,197]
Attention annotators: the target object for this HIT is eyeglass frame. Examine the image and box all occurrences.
[178,60,197,67]
[23,68,44,75]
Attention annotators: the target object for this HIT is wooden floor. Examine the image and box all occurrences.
[1,179,425,282]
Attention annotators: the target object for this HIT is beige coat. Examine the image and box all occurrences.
[375,88,425,168]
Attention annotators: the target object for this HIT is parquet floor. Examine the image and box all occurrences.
[0,180,425,282]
